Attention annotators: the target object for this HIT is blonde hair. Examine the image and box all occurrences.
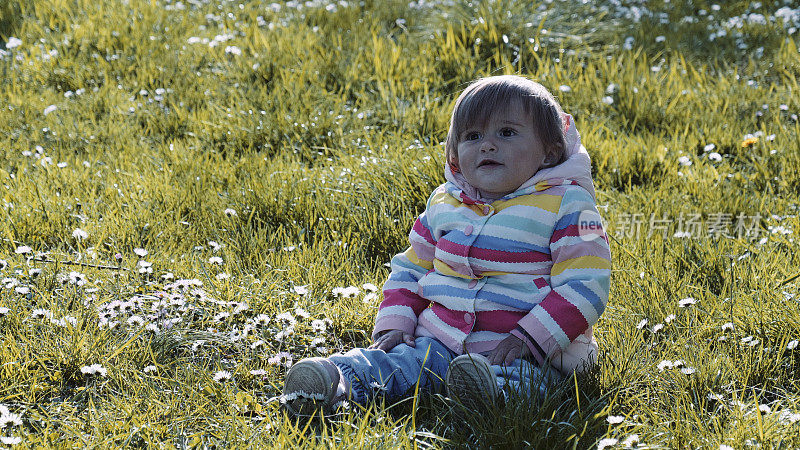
[445,75,567,172]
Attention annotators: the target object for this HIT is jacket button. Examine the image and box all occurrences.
[464,225,473,236]
[468,279,478,289]
[464,313,473,324]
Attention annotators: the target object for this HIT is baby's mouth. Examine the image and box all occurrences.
[478,159,502,168]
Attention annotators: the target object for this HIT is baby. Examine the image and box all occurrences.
[282,75,612,416]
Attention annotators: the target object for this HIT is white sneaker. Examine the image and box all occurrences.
[282,357,344,417]
[445,353,499,408]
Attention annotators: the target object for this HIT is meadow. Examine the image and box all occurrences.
[1,0,800,447]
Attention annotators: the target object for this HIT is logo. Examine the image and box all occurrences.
[577,209,605,242]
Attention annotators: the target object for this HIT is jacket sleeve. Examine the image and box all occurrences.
[510,186,612,366]
[372,196,438,339]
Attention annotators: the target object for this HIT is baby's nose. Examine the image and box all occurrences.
[480,138,497,151]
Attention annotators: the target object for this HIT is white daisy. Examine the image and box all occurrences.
[597,438,618,450]
[213,370,232,382]
[606,415,624,424]
[292,285,309,295]
[657,360,673,371]
[80,363,107,377]
[5,37,22,49]
[72,228,88,240]
[14,245,31,254]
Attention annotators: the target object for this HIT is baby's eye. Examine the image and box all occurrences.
[500,128,517,137]
[464,131,481,141]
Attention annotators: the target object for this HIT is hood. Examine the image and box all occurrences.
[444,113,596,203]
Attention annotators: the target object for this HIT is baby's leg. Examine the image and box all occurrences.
[328,336,455,404]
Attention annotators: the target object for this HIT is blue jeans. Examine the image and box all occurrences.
[328,337,560,405]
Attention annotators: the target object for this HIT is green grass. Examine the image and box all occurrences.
[1,0,800,447]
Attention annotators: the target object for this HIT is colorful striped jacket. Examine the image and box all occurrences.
[375,141,611,373]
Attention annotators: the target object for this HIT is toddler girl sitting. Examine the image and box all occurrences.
[281,75,612,416]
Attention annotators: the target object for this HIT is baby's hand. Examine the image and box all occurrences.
[486,335,531,366]
[369,329,416,352]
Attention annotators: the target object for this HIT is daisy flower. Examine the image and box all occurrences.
[332,286,360,298]
[597,438,618,450]
[80,363,108,377]
[5,37,22,49]
[253,314,270,326]
[275,312,296,327]
[311,319,327,333]
[292,285,309,295]
[69,271,87,285]
[213,370,232,382]
[31,309,53,319]
[268,352,293,368]
[72,228,88,240]
[657,360,673,371]
[14,245,31,255]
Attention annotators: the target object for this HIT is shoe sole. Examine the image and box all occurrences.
[283,358,336,417]
[445,353,499,408]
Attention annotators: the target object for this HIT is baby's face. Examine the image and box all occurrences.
[456,101,547,200]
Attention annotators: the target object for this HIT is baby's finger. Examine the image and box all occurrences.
[370,334,390,349]
[490,347,506,366]
[377,335,398,352]
[403,334,416,347]
[503,348,518,367]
